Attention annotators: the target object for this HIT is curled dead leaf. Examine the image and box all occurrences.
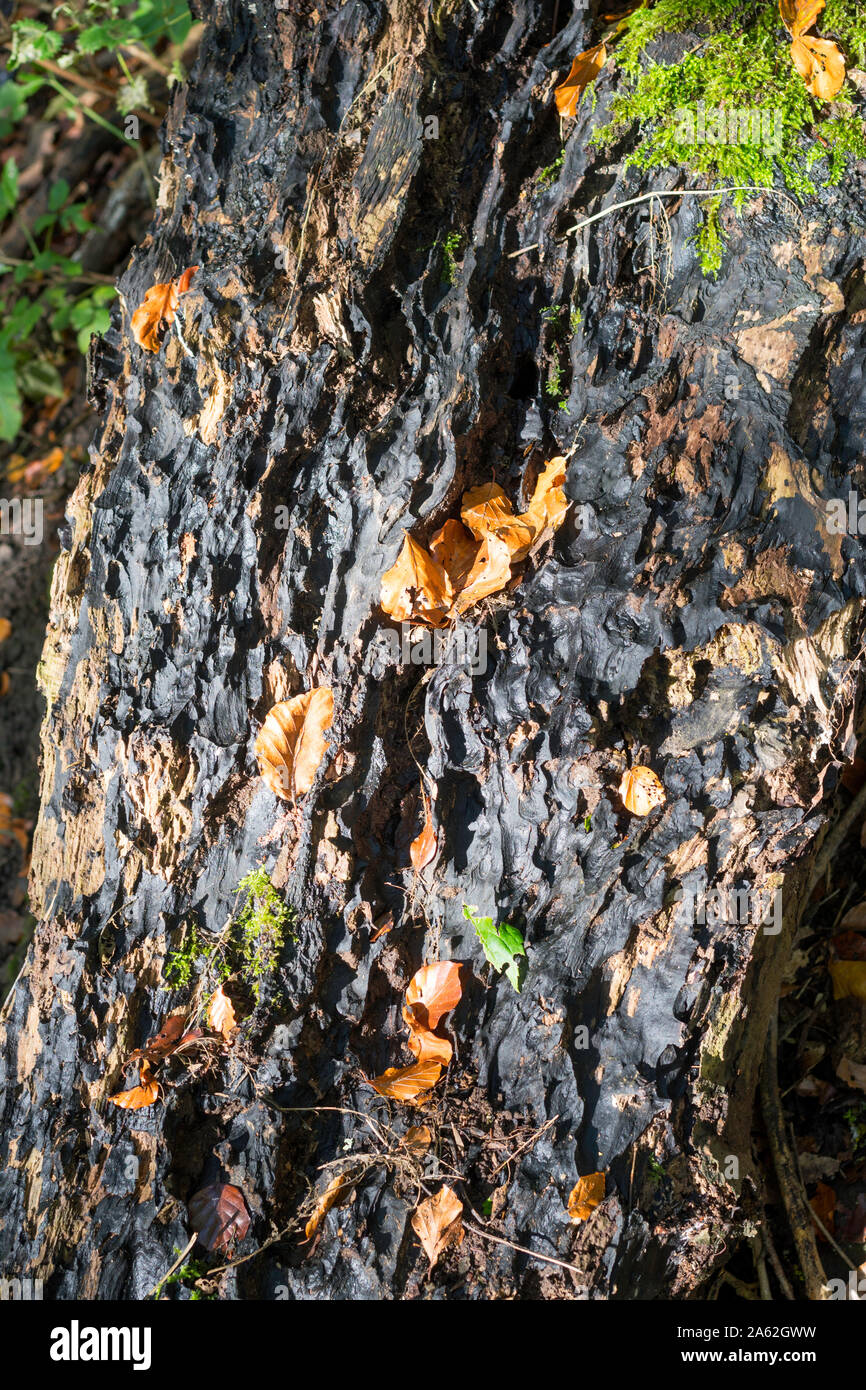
[404,1124,432,1155]
[255,687,334,801]
[790,33,846,98]
[567,1170,605,1222]
[304,1171,353,1240]
[779,0,825,38]
[207,983,238,1041]
[619,765,666,816]
[188,1182,250,1252]
[126,1013,188,1065]
[380,533,452,627]
[109,1060,159,1111]
[411,1184,464,1268]
[366,1059,442,1103]
[410,787,437,873]
[554,43,608,118]
[405,961,463,1031]
[131,265,198,352]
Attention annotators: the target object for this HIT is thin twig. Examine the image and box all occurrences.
[145,1233,196,1300]
[507,185,803,258]
[463,1219,586,1280]
[490,1115,557,1178]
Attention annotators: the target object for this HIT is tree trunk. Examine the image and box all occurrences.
[1,0,865,1301]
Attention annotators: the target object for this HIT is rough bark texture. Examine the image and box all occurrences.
[2,0,866,1300]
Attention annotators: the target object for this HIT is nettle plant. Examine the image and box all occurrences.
[589,0,866,274]
[0,1,191,438]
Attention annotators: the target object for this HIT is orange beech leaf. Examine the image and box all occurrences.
[0,619,10,643]
[828,960,866,1002]
[0,673,8,697]
[380,533,452,627]
[410,787,437,873]
[411,1184,464,1268]
[207,984,238,1040]
[255,687,334,801]
[567,1171,605,1222]
[554,43,608,118]
[404,1124,432,1154]
[366,1059,442,1103]
[405,961,463,1031]
[403,1016,453,1066]
[109,1060,159,1110]
[429,519,480,594]
[460,483,534,557]
[131,265,199,352]
[619,765,665,816]
[789,33,845,98]
[304,1171,353,1240]
[516,457,569,557]
[451,532,514,615]
[127,1013,189,1064]
[779,0,825,37]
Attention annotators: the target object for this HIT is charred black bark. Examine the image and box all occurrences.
[1,0,865,1300]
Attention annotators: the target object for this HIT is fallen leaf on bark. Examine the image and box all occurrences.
[779,0,826,38]
[380,533,452,627]
[131,265,198,352]
[450,532,514,615]
[207,984,238,1040]
[304,1172,353,1240]
[366,1059,442,1103]
[829,960,866,1001]
[126,1014,189,1065]
[188,1183,250,1252]
[255,687,334,801]
[790,33,846,98]
[0,619,10,643]
[404,1125,432,1154]
[405,961,463,1030]
[554,43,608,117]
[429,519,479,594]
[410,787,437,872]
[568,1171,605,1222]
[460,484,534,558]
[619,765,665,816]
[836,1056,866,1092]
[109,1060,159,1110]
[411,1184,464,1268]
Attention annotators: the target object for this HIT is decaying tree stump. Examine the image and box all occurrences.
[1,0,865,1300]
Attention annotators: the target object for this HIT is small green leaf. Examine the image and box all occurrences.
[47,179,70,213]
[17,358,63,401]
[0,158,19,218]
[463,906,526,992]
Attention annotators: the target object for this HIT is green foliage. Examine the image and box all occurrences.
[591,0,866,273]
[165,869,296,1005]
[463,905,526,992]
[537,151,564,188]
[228,868,295,1001]
[151,1250,214,1300]
[441,231,462,285]
[691,193,724,277]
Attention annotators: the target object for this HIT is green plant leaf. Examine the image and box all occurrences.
[0,159,19,219]
[0,352,23,442]
[463,906,526,991]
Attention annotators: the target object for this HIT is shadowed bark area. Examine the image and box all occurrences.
[1,0,865,1300]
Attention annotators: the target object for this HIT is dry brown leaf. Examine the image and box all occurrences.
[404,1125,432,1155]
[0,793,30,855]
[460,483,534,557]
[790,33,846,98]
[109,1060,159,1111]
[405,961,463,1031]
[366,1059,443,1103]
[255,687,334,801]
[554,42,608,118]
[0,673,8,697]
[410,787,437,873]
[0,619,11,643]
[451,532,514,615]
[619,765,665,816]
[131,265,198,352]
[380,533,452,627]
[403,1019,453,1066]
[516,457,569,557]
[429,519,480,594]
[829,960,866,1001]
[836,1056,866,1093]
[207,984,238,1041]
[304,1172,353,1240]
[411,1184,464,1268]
[567,1170,605,1222]
[779,0,825,37]
[126,1013,189,1065]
